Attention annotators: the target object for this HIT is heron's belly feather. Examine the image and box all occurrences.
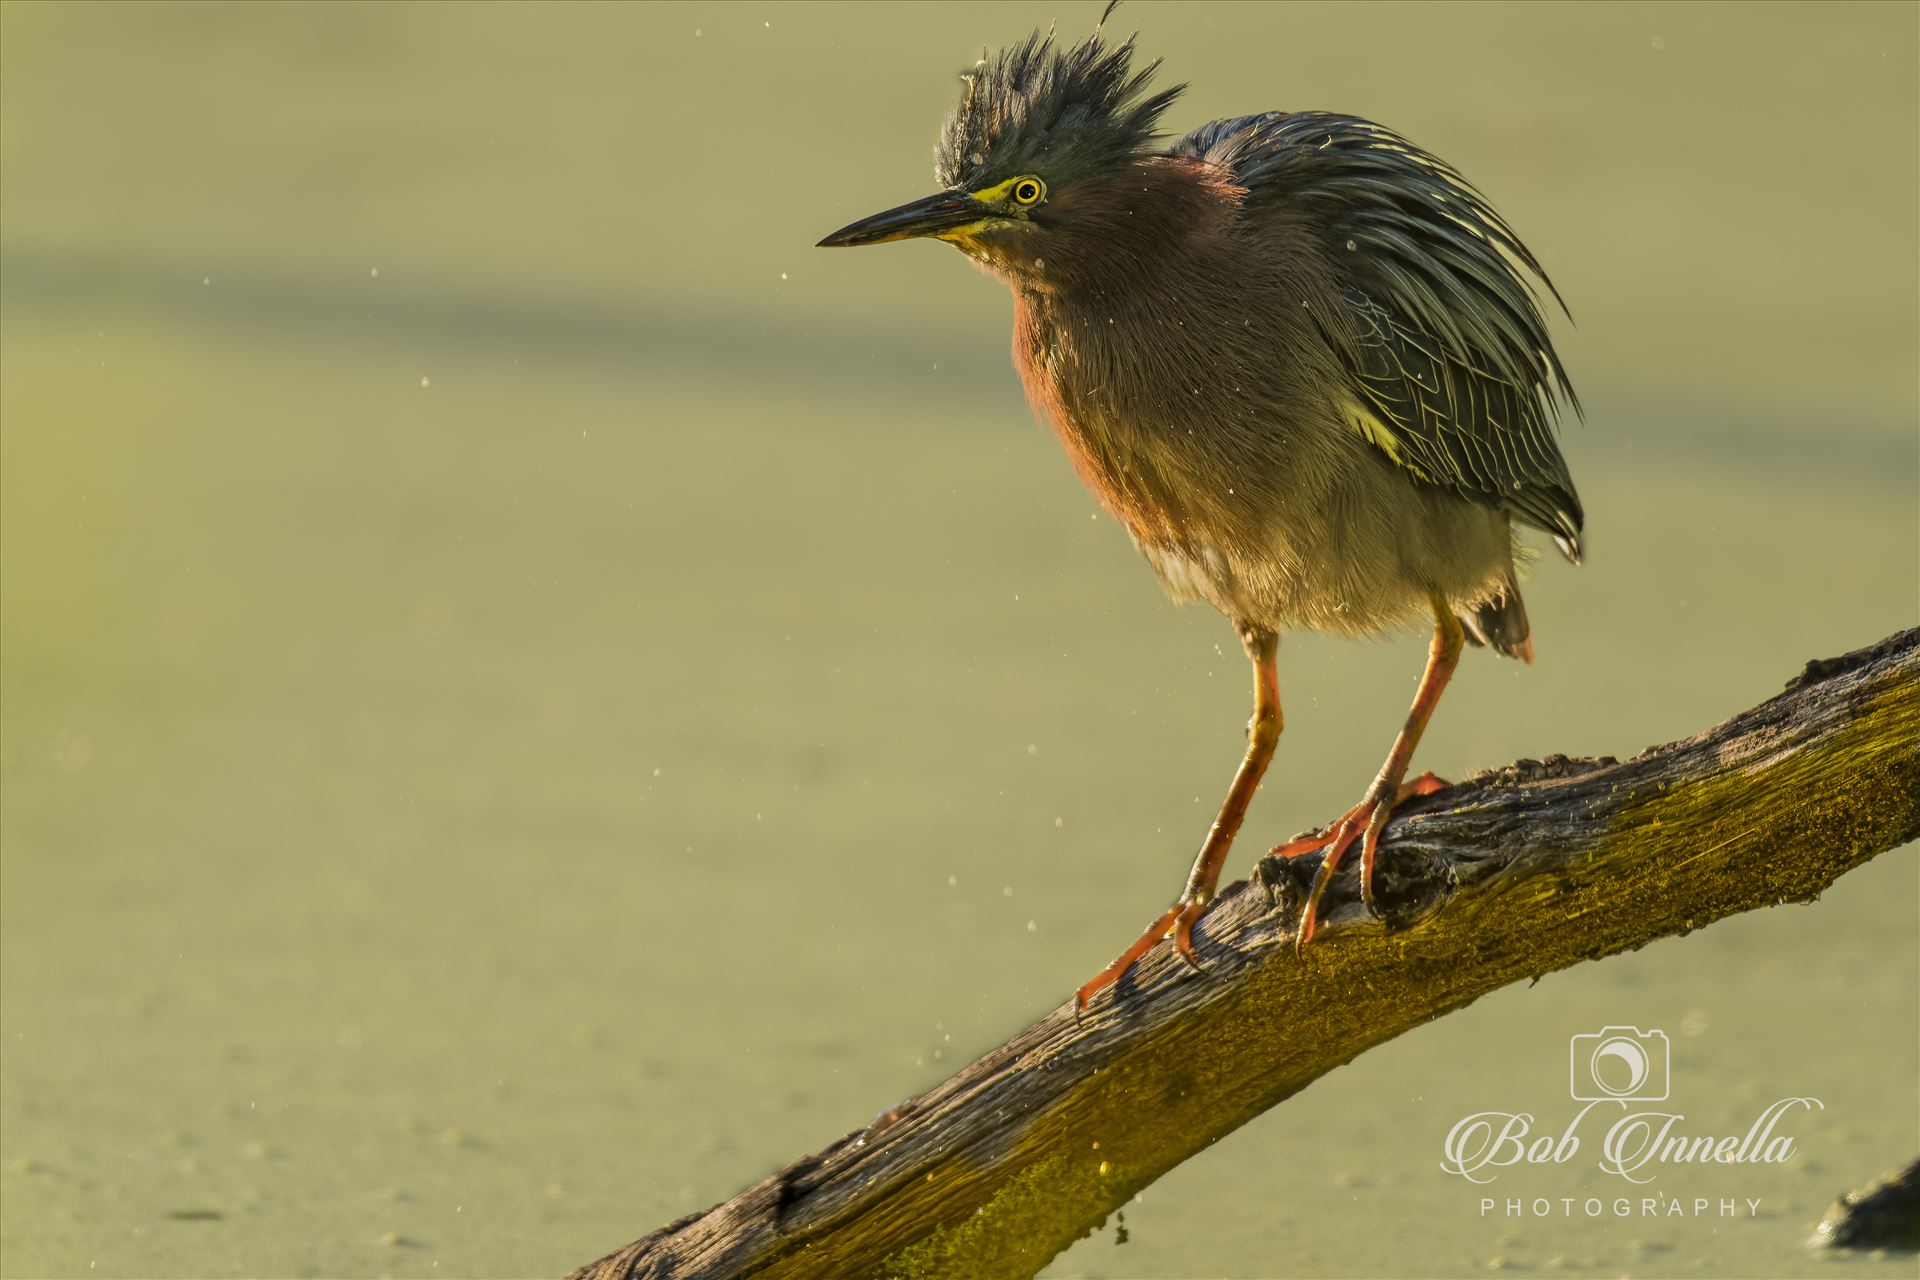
[1016,295,1512,636]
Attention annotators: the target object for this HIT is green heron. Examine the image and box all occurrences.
[819,15,1583,1008]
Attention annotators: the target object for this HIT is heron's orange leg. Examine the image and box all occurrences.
[1275,598,1464,951]
[1076,625,1280,1010]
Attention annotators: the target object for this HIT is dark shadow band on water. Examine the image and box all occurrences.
[0,241,1013,399]
[3,242,1913,489]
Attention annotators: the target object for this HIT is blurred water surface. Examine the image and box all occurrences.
[1,4,1914,1278]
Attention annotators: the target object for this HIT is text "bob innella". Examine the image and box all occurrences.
[1441,1097,1824,1185]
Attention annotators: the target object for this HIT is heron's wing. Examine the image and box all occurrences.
[1170,113,1584,558]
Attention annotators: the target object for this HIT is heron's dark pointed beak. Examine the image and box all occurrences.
[817,190,985,247]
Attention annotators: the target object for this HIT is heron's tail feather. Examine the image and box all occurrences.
[1457,586,1533,664]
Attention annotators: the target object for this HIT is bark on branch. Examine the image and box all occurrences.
[569,629,1920,1280]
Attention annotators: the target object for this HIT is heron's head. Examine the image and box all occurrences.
[817,13,1186,280]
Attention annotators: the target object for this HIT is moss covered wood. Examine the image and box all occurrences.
[568,629,1919,1280]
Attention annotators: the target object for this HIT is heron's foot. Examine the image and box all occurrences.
[1074,895,1211,1011]
[1270,771,1450,949]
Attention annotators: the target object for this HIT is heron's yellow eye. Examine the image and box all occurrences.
[1011,177,1045,206]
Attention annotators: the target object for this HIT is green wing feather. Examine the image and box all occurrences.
[1172,111,1584,559]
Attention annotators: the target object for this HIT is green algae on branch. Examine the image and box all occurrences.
[569,629,1920,1280]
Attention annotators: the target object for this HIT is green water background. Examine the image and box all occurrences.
[2,3,1915,1277]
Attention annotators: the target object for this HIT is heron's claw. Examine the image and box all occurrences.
[1169,899,1212,971]
[1271,772,1449,949]
[1075,897,1211,1010]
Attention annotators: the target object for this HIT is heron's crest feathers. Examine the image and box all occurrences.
[937,16,1184,191]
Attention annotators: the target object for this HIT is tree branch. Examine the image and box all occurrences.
[568,629,1920,1280]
